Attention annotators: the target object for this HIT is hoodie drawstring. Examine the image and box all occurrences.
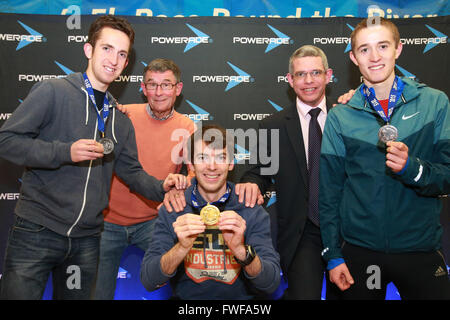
[81,87,89,125]
[111,106,117,143]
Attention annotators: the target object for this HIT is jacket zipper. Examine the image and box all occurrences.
[384,95,406,252]
[66,119,98,237]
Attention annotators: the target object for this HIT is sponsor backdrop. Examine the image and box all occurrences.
[0,12,449,300]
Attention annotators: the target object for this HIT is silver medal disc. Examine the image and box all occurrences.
[99,138,114,155]
[378,124,398,143]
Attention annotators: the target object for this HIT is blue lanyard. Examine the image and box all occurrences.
[360,76,404,124]
[83,73,110,135]
[191,181,231,209]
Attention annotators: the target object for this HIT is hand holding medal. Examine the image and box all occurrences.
[385,141,409,173]
[70,139,104,162]
[200,204,221,225]
[378,124,398,143]
[99,135,114,154]
[173,213,206,250]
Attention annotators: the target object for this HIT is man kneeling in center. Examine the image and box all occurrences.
[140,124,281,299]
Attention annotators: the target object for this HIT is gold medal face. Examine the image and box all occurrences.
[200,204,221,225]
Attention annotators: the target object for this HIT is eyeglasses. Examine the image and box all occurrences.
[292,70,325,79]
[144,82,177,91]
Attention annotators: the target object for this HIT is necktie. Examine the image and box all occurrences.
[308,108,322,226]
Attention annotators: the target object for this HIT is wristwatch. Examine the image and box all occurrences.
[235,245,256,267]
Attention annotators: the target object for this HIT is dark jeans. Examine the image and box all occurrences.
[94,219,156,300]
[0,215,100,300]
[284,219,339,299]
[340,242,450,300]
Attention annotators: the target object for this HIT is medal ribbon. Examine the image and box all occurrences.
[360,76,404,124]
[83,73,110,137]
[190,180,232,272]
[191,180,231,209]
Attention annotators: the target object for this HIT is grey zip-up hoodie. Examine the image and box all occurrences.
[0,72,165,237]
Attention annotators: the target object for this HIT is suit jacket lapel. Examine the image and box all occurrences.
[326,99,332,113]
[284,105,308,189]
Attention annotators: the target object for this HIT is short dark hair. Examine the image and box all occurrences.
[87,15,135,51]
[188,124,234,163]
[143,58,181,82]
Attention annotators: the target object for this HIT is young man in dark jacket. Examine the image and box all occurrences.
[0,16,185,300]
[320,17,450,299]
[141,125,281,299]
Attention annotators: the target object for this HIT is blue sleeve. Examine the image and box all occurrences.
[395,157,409,175]
[327,258,345,270]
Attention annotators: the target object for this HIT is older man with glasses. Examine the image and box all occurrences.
[239,45,340,299]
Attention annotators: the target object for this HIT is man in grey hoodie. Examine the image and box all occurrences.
[0,15,185,300]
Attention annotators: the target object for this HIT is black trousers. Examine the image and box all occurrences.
[340,243,450,300]
[284,219,340,300]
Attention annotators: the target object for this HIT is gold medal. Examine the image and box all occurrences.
[200,204,221,225]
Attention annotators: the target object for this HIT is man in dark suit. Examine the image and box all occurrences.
[239,45,335,299]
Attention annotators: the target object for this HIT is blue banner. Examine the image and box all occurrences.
[1,0,449,17]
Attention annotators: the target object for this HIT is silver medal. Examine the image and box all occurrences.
[378,124,398,143]
[99,137,114,154]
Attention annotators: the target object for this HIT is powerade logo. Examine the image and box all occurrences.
[400,25,447,53]
[233,113,271,121]
[183,100,212,122]
[0,21,45,50]
[267,99,284,112]
[192,62,253,91]
[0,113,12,121]
[0,193,20,200]
[232,24,292,53]
[234,144,250,163]
[55,61,74,75]
[1,99,23,121]
[313,23,353,53]
[67,35,88,43]
[315,24,447,54]
[395,65,417,80]
[265,191,277,207]
[277,74,338,83]
[114,75,143,83]
[117,267,131,279]
[150,23,212,52]
[233,99,283,121]
[18,61,73,82]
